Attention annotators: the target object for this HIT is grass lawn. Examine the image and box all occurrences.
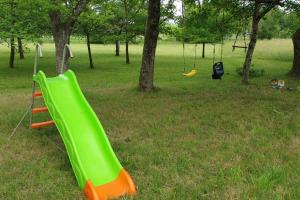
[1,39,300,200]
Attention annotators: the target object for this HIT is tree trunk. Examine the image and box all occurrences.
[86,31,94,69]
[115,40,120,56]
[242,3,261,84]
[125,40,130,64]
[17,37,24,59]
[138,0,161,91]
[242,19,259,83]
[202,42,205,58]
[124,0,130,64]
[10,0,16,68]
[9,37,15,68]
[49,2,89,74]
[242,1,278,83]
[290,28,300,76]
[52,27,70,74]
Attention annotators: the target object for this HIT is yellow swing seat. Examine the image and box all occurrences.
[183,69,197,77]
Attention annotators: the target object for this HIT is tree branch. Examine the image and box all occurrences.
[67,0,90,25]
[257,5,274,19]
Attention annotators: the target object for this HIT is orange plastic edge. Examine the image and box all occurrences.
[32,107,48,114]
[33,91,42,97]
[84,169,137,200]
[31,120,54,129]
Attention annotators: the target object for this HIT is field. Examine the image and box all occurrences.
[1,39,300,200]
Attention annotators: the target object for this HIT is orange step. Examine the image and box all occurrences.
[31,120,54,129]
[32,107,48,114]
[33,91,42,97]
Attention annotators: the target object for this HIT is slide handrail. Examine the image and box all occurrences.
[33,43,43,75]
[60,44,74,74]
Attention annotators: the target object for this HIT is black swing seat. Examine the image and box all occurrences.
[212,62,224,80]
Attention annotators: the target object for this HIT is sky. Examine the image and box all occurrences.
[172,0,203,16]
[174,0,182,16]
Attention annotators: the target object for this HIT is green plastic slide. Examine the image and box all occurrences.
[33,70,136,199]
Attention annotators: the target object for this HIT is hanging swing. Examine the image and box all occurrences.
[232,1,248,53]
[183,43,198,77]
[212,10,225,80]
[232,31,248,53]
[212,42,224,80]
[181,0,197,78]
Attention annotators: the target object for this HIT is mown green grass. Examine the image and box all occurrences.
[1,39,300,200]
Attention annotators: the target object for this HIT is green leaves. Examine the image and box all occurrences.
[0,0,50,42]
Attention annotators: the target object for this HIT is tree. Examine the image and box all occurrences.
[288,2,300,76]
[0,0,18,68]
[86,27,94,69]
[104,1,125,57]
[9,0,16,68]
[182,1,221,43]
[17,37,24,59]
[290,28,300,75]
[0,0,49,68]
[87,0,146,63]
[121,0,147,64]
[259,9,285,39]
[139,0,161,91]
[77,6,101,69]
[179,0,240,58]
[242,0,283,84]
[48,0,90,74]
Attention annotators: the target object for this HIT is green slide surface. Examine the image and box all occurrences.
[33,70,122,189]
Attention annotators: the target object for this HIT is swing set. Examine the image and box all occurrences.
[180,1,249,80]
[180,0,226,79]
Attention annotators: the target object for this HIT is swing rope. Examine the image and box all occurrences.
[221,39,224,62]
[212,44,216,65]
[183,43,186,72]
[182,1,186,73]
[9,103,32,139]
[232,1,248,53]
[220,10,225,62]
[193,43,197,69]
[212,9,225,65]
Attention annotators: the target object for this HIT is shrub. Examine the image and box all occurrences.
[236,67,265,78]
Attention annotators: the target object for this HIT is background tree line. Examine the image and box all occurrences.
[0,0,299,90]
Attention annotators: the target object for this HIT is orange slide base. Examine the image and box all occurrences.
[84,169,137,200]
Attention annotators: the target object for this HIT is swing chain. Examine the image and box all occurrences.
[193,43,197,69]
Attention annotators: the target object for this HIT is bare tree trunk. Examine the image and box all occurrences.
[242,1,260,84]
[9,37,15,68]
[242,0,279,83]
[49,11,71,74]
[86,30,94,69]
[202,42,205,58]
[49,1,89,74]
[139,0,161,91]
[125,39,130,64]
[242,19,259,83]
[52,27,70,74]
[17,37,24,59]
[115,40,120,56]
[290,28,300,76]
[9,0,16,68]
[123,0,130,64]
